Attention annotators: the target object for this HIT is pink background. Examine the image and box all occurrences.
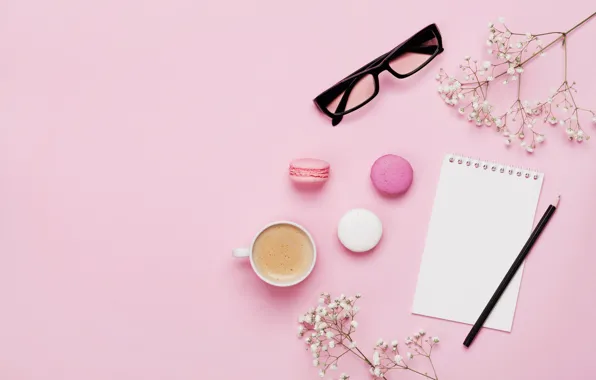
[1,1,596,379]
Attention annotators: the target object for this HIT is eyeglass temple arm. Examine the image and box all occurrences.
[330,77,360,126]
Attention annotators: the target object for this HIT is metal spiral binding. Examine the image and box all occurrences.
[447,154,542,180]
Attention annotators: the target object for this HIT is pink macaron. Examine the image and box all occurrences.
[289,158,330,183]
[370,154,413,195]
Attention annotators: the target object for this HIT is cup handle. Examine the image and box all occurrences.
[232,248,250,258]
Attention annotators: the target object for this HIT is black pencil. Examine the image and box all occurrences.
[463,195,560,348]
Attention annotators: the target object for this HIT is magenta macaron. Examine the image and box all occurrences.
[289,158,330,183]
[370,154,413,195]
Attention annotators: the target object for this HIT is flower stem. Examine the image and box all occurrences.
[494,11,596,80]
[563,35,568,82]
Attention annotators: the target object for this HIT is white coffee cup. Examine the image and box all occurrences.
[233,221,316,287]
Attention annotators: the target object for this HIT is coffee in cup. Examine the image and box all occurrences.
[233,221,316,286]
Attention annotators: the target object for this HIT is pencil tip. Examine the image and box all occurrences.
[554,195,561,208]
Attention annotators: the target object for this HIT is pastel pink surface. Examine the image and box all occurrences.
[1,2,596,380]
[370,154,414,195]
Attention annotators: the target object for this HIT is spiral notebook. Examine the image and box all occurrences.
[412,154,544,332]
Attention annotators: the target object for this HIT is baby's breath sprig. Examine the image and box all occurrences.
[437,12,596,152]
[297,293,440,380]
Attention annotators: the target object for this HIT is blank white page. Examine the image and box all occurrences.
[412,154,544,332]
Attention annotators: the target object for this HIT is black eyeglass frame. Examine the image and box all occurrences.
[313,23,444,126]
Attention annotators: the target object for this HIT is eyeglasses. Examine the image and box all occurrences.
[314,24,444,126]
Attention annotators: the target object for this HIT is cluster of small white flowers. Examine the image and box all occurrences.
[297,294,441,380]
[297,293,361,379]
[436,17,596,152]
[367,329,440,378]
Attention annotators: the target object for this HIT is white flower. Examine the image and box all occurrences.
[488,22,494,28]
[315,315,321,323]
[526,146,534,153]
[298,315,305,323]
[507,67,515,75]
[313,359,319,367]
[435,74,441,81]
[312,352,319,358]
[537,135,545,143]
[311,343,319,352]
[458,107,465,115]
[391,340,398,347]
[432,337,440,343]
[503,80,508,85]
[355,293,362,298]
[505,138,511,146]
[318,297,325,304]
[482,61,491,69]
[374,367,381,377]
[486,40,492,46]
[498,16,505,23]
[318,370,325,378]
[328,302,337,309]
[578,130,585,137]
[488,49,494,55]
[495,119,503,127]
[326,331,334,339]
[331,364,337,370]
[322,345,328,351]
[349,341,357,349]
[515,42,523,49]
[373,351,381,366]
[525,32,532,39]
[329,341,335,348]
[340,374,349,380]
[339,301,348,309]
[350,320,358,328]
[395,355,403,363]
[353,306,360,313]
[298,325,305,334]
[407,352,414,359]
[487,75,494,81]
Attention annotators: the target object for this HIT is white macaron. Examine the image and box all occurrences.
[337,208,383,252]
